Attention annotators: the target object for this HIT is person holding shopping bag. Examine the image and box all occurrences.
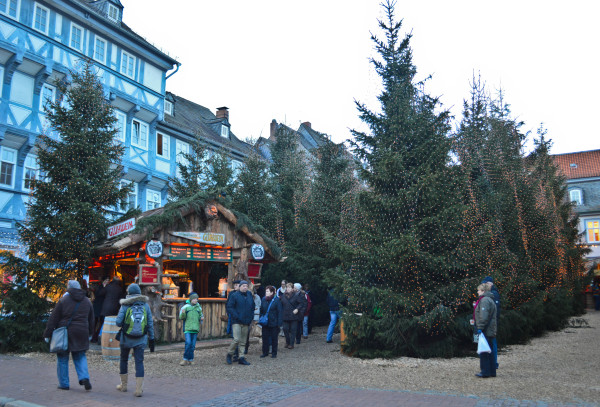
[474,283,497,378]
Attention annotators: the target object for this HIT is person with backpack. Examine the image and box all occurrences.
[115,283,155,397]
[179,292,204,366]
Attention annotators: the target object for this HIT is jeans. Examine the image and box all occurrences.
[491,337,498,368]
[57,350,89,388]
[228,324,249,356]
[295,320,303,344]
[120,345,145,377]
[282,320,297,346]
[183,332,198,361]
[479,334,496,377]
[303,315,309,336]
[262,325,279,356]
[327,310,340,341]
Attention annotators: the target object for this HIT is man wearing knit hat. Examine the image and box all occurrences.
[225,280,255,365]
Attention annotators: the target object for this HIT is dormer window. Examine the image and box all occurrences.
[569,189,583,205]
[164,100,173,116]
[221,125,229,138]
[107,3,120,23]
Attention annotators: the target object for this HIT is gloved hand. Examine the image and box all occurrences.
[149,338,155,353]
[477,330,482,334]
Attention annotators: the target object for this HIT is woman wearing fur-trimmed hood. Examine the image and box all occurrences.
[115,283,155,397]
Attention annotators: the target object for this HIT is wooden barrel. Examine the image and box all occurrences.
[101,316,120,361]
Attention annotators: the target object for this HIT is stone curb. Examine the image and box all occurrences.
[0,398,45,407]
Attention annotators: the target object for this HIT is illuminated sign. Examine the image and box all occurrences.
[146,240,163,258]
[168,245,232,262]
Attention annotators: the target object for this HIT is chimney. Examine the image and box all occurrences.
[216,106,229,120]
[302,121,311,129]
[270,119,277,140]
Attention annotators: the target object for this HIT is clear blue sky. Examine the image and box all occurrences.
[124,0,600,155]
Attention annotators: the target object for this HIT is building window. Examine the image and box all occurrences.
[164,100,173,116]
[39,83,56,111]
[221,125,229,138]
[119,180,137,212]
[175,139,189,177]
[0,0,19,19]
[146,189,161,210]
[93,36,107,64]
[0,147,17,188]
[120,50,135,79]
[23,155,39,191]
[114,110,126,142]
[107,3,119,23]
[587,220,600,243]
[70,23,84,52]
[569,189,582,206]
[156,132,170,159]
[33,3,49,34]
[131,119,148,149]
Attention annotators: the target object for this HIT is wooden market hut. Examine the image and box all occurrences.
[91,196,281,342]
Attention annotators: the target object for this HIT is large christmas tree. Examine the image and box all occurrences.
[338,1,467,357]
[19,61,128,278]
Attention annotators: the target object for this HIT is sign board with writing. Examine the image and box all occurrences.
[139,264,160,285]
[107,218,136,239]
[169,231,226,246]
[168,245,232,262]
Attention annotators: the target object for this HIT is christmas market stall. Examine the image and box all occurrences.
[91,198,281,342]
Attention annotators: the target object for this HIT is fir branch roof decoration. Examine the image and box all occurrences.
[96,191,281,260]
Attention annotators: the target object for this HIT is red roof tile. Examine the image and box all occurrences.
[552,150,600,179]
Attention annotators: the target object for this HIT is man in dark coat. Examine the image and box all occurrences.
[90,276,108,343]
[482,276,501,369]
[225,280,255,366]
[101,276,123,317]
[44,280,94,391]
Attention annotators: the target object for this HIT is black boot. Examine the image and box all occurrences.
[238,357,251,365]
[226,354,232,365]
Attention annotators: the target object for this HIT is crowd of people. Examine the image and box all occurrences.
[41,274,502,394]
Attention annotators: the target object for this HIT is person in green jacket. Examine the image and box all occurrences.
[179,293,204,366]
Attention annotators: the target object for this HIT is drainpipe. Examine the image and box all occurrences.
[166,62,181,80]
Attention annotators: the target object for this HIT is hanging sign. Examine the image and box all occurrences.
[169,231,226,245]
[139,264,160,285]
[250,244,265,260]
[107,218,135,239]
[146,240,163,258]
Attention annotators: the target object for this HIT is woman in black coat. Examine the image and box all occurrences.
[279,283,305,349]
[43,280,94,391]
[259,285,283,358]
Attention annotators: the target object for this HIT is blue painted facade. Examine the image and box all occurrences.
[0,0,250,256]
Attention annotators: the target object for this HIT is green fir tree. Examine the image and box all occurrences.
[337,1,467,358]
[19,61,128,278]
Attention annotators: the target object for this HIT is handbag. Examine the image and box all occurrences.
[49,300,81,353]
[259,298,275,327]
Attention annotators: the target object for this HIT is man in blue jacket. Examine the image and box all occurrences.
[225,280,255,365]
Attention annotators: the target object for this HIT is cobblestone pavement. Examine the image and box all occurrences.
[1,354,596,407]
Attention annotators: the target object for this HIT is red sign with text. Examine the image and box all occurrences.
[139,264,159,285]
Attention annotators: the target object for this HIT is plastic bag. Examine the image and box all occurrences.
[477,333,491,354]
